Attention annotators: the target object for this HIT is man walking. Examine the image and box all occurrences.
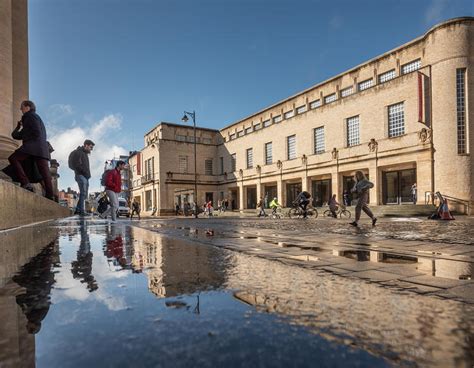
[69,139,95,215]
[350,171,377,227]
[8,100,54,199]
[102,161,125,222]
[130,200,141,220]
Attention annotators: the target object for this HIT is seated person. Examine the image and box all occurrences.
[328,194,340,218]
[294,191,311,218]
[269,197,281,215]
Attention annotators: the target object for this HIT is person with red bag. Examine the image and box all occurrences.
[102,161,125,222]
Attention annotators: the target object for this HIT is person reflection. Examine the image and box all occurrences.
[71,219,98,292]
[104,225,130,270]
[12,241,58,334]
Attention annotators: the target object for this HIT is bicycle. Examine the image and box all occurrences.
[322,207,351,219]
[270,206,283,219]
[288,203,318,219]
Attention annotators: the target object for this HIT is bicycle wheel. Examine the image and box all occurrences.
[307,208,318,218]
[288,208,300,218]
[323,210,332,217]
[340,209,351,219]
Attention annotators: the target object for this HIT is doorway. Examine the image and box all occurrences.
[246,187,257,209]
[312,179,332,207]
[286,182,302,207]
[383,169,416,204]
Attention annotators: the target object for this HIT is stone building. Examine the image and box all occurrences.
[130,17,473,215]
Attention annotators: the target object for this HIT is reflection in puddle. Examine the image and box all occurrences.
[0,220,473,367]
[333,250,418,264]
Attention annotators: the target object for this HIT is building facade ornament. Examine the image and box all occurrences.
[276,160,283,169]
[301,154,307,165]
[368,138,378,153]
[331,148,338,160]
[418,128,432,143]
[256,165,261,174]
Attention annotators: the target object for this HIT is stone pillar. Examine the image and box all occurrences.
[277,179,283,206]
[331,170,340,200]
[368,165,379,205]
[0,0,28,160]
[238,182,244,211]
[256,182,262,203]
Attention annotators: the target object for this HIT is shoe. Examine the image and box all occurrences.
[349,221,358,227]
[372,218,377,226]
[22,183,34,193]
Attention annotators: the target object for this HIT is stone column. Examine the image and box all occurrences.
[238,182,244,211]
[0,0,28,160]
[368,165,379,205]
[277,179,283,206]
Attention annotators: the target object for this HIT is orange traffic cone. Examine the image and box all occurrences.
[439,199,455,220]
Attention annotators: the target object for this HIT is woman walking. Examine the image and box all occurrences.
[350,171,377,227]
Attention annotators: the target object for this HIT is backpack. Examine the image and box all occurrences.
[68,149,78,171]
[97,195,109,214]
[100,170,112,187]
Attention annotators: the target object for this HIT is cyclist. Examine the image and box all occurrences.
[328,194,340,218]
[269,197,281,216]
[294,190,311,218]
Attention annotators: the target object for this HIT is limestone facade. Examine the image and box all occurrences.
[0,0,28,159]
[130,17,474,215]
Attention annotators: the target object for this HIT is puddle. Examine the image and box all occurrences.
[1,220,474,367]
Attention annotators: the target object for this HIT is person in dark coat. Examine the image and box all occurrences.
[8,100,54,199]
[68,139,95,215]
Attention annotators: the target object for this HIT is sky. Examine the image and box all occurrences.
[28,0,473,192]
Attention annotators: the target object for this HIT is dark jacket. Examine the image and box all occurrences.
[105,169,122,193]
[69,146,91,179]
[11,110,50,160]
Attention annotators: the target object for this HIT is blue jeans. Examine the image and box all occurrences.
[75,174,89,213]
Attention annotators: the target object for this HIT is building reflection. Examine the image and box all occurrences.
[130,226,227,298]
[0,225,59,367]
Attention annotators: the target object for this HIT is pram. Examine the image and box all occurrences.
[93,191,109,217]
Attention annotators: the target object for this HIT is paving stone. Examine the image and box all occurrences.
[320,266,353,275]
[375,264,425,277]
[326,262,384,272]
[400,275,473,289]
[348,270,402,282]
[379,280,443,294]
[430,284,474,303]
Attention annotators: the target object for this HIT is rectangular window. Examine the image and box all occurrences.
[202,137,212,144]
[287,135,296,160]
[178,156,188,173]
[246,148,253,168]
[310,99,321,109]
[378,69,396,83]
[229,133,236,140]
[358,79,373,91]
[388,102,405,137]
[284,110,294,119]
[314,127,325,154]
[205,159,213,175]
[176,134,186,141]
[263,119,271,128]
[273,115,282,123]
[254,123,261,130]
[245,127,252,134]
[265,142,273,165]
[324,93,337,104]
[296,105,307,114]
[457,68,467,154]
[219,157,224,174]
[401,59,421,74]
[340,86,353,97]
[346,116,360,147]
[231,153,236,172]
[237,130,244,137]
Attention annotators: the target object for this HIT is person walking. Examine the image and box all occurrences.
[102,160,125,222]
[350,171,377,227]
[8,100,54,200]
[411,183,417,204]
[130,200,141,220]
[68,139,95,215]
[257,196,266,217]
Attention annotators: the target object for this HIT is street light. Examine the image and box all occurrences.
[181,110,198,219]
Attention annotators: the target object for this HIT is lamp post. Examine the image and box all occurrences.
[181,110,198,218]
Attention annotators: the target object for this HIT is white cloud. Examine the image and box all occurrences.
[48,112,128,192]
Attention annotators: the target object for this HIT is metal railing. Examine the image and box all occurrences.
[425,191,470,214]
[141,173,155,185]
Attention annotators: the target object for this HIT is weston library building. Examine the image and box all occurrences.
[130,17,473,215]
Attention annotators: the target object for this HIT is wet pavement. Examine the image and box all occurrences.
[0,216,473,367]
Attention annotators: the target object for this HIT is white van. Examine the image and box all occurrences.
[118,198,130,217]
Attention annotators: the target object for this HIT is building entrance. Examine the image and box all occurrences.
[246,187,257,209]
[286,182,302,207]
[311,179,332,207]
[263,185,277,206]
[383,169,416,204]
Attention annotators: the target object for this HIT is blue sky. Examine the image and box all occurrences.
[28,0,473,191]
